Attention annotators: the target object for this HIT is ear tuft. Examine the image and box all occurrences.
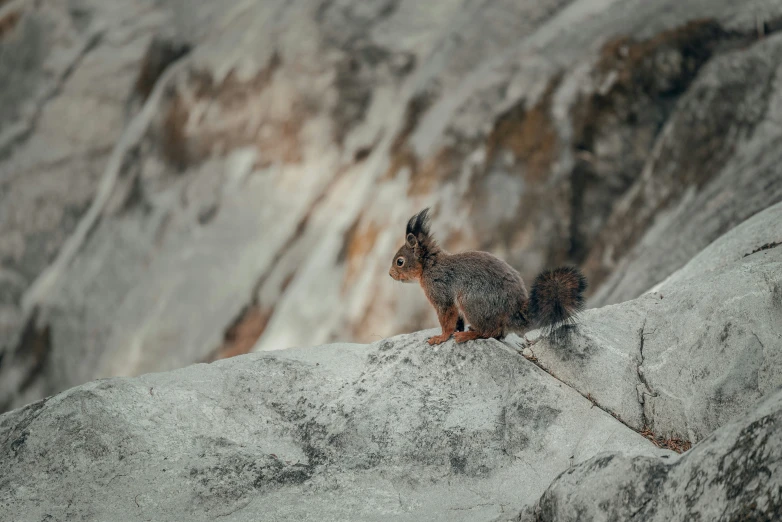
[406,208,431,238]
[403,207,439,260]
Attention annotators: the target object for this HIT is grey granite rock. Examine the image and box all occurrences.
[530,385,782,521]
[653,201,782,292]
[0,331,665,522]
[518,205,782,443]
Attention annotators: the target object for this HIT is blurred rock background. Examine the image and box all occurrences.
[1,0,781,412]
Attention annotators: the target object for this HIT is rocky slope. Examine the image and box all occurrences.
[2,0,782,411]
[0,332,669,522]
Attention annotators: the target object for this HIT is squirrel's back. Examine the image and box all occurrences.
[437,251,528,295]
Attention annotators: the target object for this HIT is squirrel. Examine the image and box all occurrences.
[389,208,587,345]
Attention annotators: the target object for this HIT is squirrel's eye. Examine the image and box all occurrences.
[396,257,405,267]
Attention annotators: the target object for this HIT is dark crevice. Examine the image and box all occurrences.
[197,204,218,225]
[752,333,765,352]
[759,14,782,38]
[1,309,51,413]
[0,7,20,39]
[743,241,781,258]
[132,36,192,104]
[353,145,373,162]
[568,155,591,260]
[632,325,689,451]
[513,342,633,432]
[629,497,654,520]
[636,320,659,430]
[112,144,152,216]
[202,304,274,362]
[1,395,50,447]
[14,307,51,394]
[511,335,690,453]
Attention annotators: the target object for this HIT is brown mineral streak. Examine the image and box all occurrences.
[0,8,20,39]
[485,77,560,184]
[160,53,306,170]
[339,216,382,293]
[205,305,273,361]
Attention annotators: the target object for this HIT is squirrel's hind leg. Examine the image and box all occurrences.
[454,328,504,343]
[453,330,483,343]
[455,305,507,343]
[428,306,460,345]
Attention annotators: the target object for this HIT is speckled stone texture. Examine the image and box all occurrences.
[529,386,782,521]
[0,332,665,521]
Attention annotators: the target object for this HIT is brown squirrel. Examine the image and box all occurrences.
[389,208,587,345]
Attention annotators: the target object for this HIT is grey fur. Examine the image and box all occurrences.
[422,251,530,336]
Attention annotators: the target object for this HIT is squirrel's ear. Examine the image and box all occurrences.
[406,233,418,247]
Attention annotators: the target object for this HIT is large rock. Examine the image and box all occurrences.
[521,203,782,443]
[530,386,782,521]
[3,0,782,412]
[0,332,665,521]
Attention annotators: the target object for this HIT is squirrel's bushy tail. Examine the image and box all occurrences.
[528,266,587,332]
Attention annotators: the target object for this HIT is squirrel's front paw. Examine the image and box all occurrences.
[427,334,450,345]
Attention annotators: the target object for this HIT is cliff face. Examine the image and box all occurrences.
[2,0,782,410]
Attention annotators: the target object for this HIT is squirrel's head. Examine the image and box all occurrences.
[389,208,440,283]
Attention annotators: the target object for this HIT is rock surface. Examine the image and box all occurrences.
[2,0,782,411]
[652,201,782,292]
[0,332,665,522]
[521,202,782,443]
[531,386,782,521]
